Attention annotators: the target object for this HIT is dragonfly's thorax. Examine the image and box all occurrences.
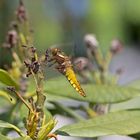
[53,53,64,64]
[54,53,71,66]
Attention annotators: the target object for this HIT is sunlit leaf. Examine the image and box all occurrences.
[44,77,140,103]
[56,110,140,138]
[0,69,19,89]
[0,120,25,137]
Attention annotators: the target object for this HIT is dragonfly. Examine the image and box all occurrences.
[45,48,86,97]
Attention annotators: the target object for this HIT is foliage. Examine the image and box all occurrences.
[56,110,140,138]
[0,1,140,140]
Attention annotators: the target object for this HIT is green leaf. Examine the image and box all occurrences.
[110,79,140,112]
[110,96,140,112]
[0,69,19,89]
[12,136,31,140]
[56,110,140,138]
[19,104,28,121]
[46,94,71,102]
[44,77,140,103]
[38,118,57,140]
[51,101,84,121]
[0,120,25,137]
[0,133,10,140]
[0,90,16,104]
[126,79,140,90]
[44,108,53,123]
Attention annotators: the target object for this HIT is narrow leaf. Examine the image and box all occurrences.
[0,69,19,89]
[45,77,140,103]
[0,120,25,137]
[56,110,140,138]
[0,90,16,104]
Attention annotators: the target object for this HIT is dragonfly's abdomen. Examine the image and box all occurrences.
[65,67,86,97]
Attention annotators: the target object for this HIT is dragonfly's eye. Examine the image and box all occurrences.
[52,48,60,56]
[52,48,57,55]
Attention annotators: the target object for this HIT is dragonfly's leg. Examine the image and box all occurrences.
[62,60,72,67]
[48,60,57,67]
[48,57,55,62]
[61,61,66,66]
[55,65,65,74]
[74,60,82,70]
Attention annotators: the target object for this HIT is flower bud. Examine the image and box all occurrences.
[84,34,99,49]
[73,57,93,71]
[116,68,124,75]
[110,39,123,54]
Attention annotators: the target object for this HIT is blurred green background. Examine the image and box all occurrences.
[1,0,140,67]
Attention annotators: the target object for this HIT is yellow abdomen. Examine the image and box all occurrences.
[65,67,86,97]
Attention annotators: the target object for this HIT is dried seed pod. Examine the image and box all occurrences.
[84,34,99,50]
[24,60,40,77]
[16,0,27,23]
[110,39,123,55]
[7,30,18,46]
[3,30,18,48]
[32,61,40,74]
